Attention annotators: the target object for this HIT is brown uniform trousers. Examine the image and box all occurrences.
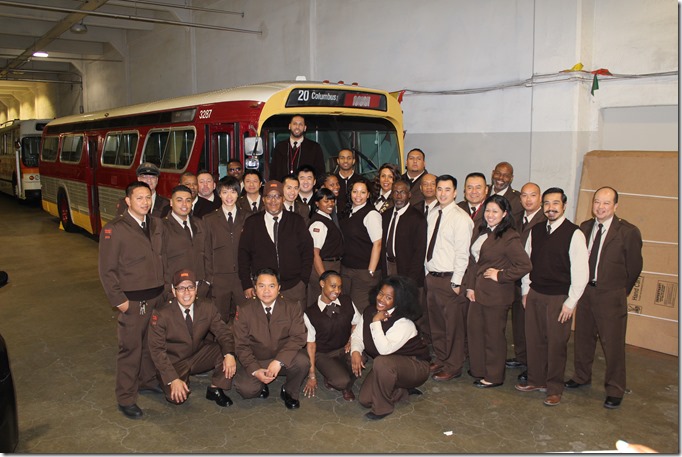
[98,212,165,406]
[359,355,429,416]
[203,208,247,321]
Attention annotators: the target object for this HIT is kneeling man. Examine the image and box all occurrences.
[148,269,236,407]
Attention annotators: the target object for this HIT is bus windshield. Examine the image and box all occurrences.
[263,115,400,179]
[21,137,41,167]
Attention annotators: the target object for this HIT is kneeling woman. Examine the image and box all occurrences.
[350,276,430,420]
[462,195,532,388]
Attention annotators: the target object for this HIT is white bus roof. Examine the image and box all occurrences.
[46,81,389,127]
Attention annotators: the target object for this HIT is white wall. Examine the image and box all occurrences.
[58,0,679,216]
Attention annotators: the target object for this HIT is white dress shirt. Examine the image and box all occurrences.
[385,203,411,255]
[588,216,613,281]
[424,202,474,284]
[309,212,332,249]
[264,211,282,243]
[350,202,382,243]
[171,211,193,237]
[350,308,418,355]
[304,296,361,343]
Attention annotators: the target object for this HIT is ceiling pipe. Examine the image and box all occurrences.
[114,0,244,17]
[0,1,261,34]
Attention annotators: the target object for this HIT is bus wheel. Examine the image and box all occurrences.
[58,192,76,232]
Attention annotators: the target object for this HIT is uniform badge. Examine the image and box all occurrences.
[151,313,158,326]
[313,228,320,233]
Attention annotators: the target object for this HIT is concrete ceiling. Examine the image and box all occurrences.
[0,0,257,113]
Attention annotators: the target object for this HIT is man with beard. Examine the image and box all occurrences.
[270,115,325,181]
[516,187,588,407]
[193,170,222,218]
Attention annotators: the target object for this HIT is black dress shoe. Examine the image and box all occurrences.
[365,411,390,420]
[517,370,528,381]
[564,379,590,388]
[280,387,300,409]
[604,396,622,409]
[206,387,233,407]
[407,387,423,396]
[258,384,269,399]
[505,358,526,369]
[118,403,143,419]
[473,379,503,389]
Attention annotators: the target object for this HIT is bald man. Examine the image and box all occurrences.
[488,162,523,224]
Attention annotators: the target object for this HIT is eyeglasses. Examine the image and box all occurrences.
[264,194,282,201]
[175,285,196,292]
[228,167,242,172]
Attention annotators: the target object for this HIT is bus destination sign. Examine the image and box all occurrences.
[286,88,387,111]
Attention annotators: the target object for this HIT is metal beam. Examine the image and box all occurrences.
[0,0,110,78]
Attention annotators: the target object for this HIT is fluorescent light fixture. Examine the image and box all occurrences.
[33,51,48,57]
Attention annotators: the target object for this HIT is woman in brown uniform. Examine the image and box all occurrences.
[463,194,532,388]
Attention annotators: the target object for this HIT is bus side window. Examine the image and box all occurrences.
[41,137,59,162]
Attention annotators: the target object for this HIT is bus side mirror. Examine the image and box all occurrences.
[244,137,263,156]
[244,137,263,170]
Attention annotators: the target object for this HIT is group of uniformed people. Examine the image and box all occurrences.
[98,114,643,421]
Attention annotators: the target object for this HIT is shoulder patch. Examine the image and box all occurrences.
[151,313,158,326]
[312,228,320,233]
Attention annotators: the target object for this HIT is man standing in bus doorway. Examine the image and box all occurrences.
[270,115,326,181]
[402,148,428,206]
[115,162,170,218]
[99,181,165,419]
[238,180,313,310]
[194,170,222,218]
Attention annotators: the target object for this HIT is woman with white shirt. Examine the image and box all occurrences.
[339,178,382,312]
[351,275,430,420]
[372,163,400,214]
[462,195,532,388]
[307,188,344,306]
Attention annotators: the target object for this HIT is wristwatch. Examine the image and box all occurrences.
[450,283,460,288]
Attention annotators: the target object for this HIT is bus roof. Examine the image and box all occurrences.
[46,81,391,127]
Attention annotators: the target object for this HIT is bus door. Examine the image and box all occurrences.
[207,123,237,180]
[86,136,101,234]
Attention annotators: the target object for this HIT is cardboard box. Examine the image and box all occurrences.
[576,150,678,356]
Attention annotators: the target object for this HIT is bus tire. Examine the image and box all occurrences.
[58,192,76,232]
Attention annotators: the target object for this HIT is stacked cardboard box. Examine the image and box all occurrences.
[575,151,678,356]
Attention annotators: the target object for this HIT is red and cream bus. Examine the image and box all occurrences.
[0,119,51,200]
[39,80,405,235]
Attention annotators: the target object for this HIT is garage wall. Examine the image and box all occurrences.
[74,0,677,218]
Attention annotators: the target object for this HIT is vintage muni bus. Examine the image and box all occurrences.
[39,80,405,235]
[0,119,51,200]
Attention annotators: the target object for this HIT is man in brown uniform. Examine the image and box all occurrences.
[99,181,165,419]
[148,269,237,407]
[114,162,170,218]
[161,185,208,301]
[565,187,643,409]
[487,161,523,223]
[401,148,428,205]
[233,268,309,409]
[508,182,547,381]
[458,172,488,231]
[203,177,247,322]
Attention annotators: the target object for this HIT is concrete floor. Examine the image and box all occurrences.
[0,194,678,454]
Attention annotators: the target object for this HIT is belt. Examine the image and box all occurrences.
[588,280,597,287]
[322,257,342,262]
[428,271,453,277]
[386,257,396,263]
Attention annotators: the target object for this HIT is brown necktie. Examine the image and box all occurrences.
[185,308,193,337]
[273,216,279,267]
[265,306,272,322]
[426,209,442,262]
[183,220,192,239]
[588,223,604,282]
